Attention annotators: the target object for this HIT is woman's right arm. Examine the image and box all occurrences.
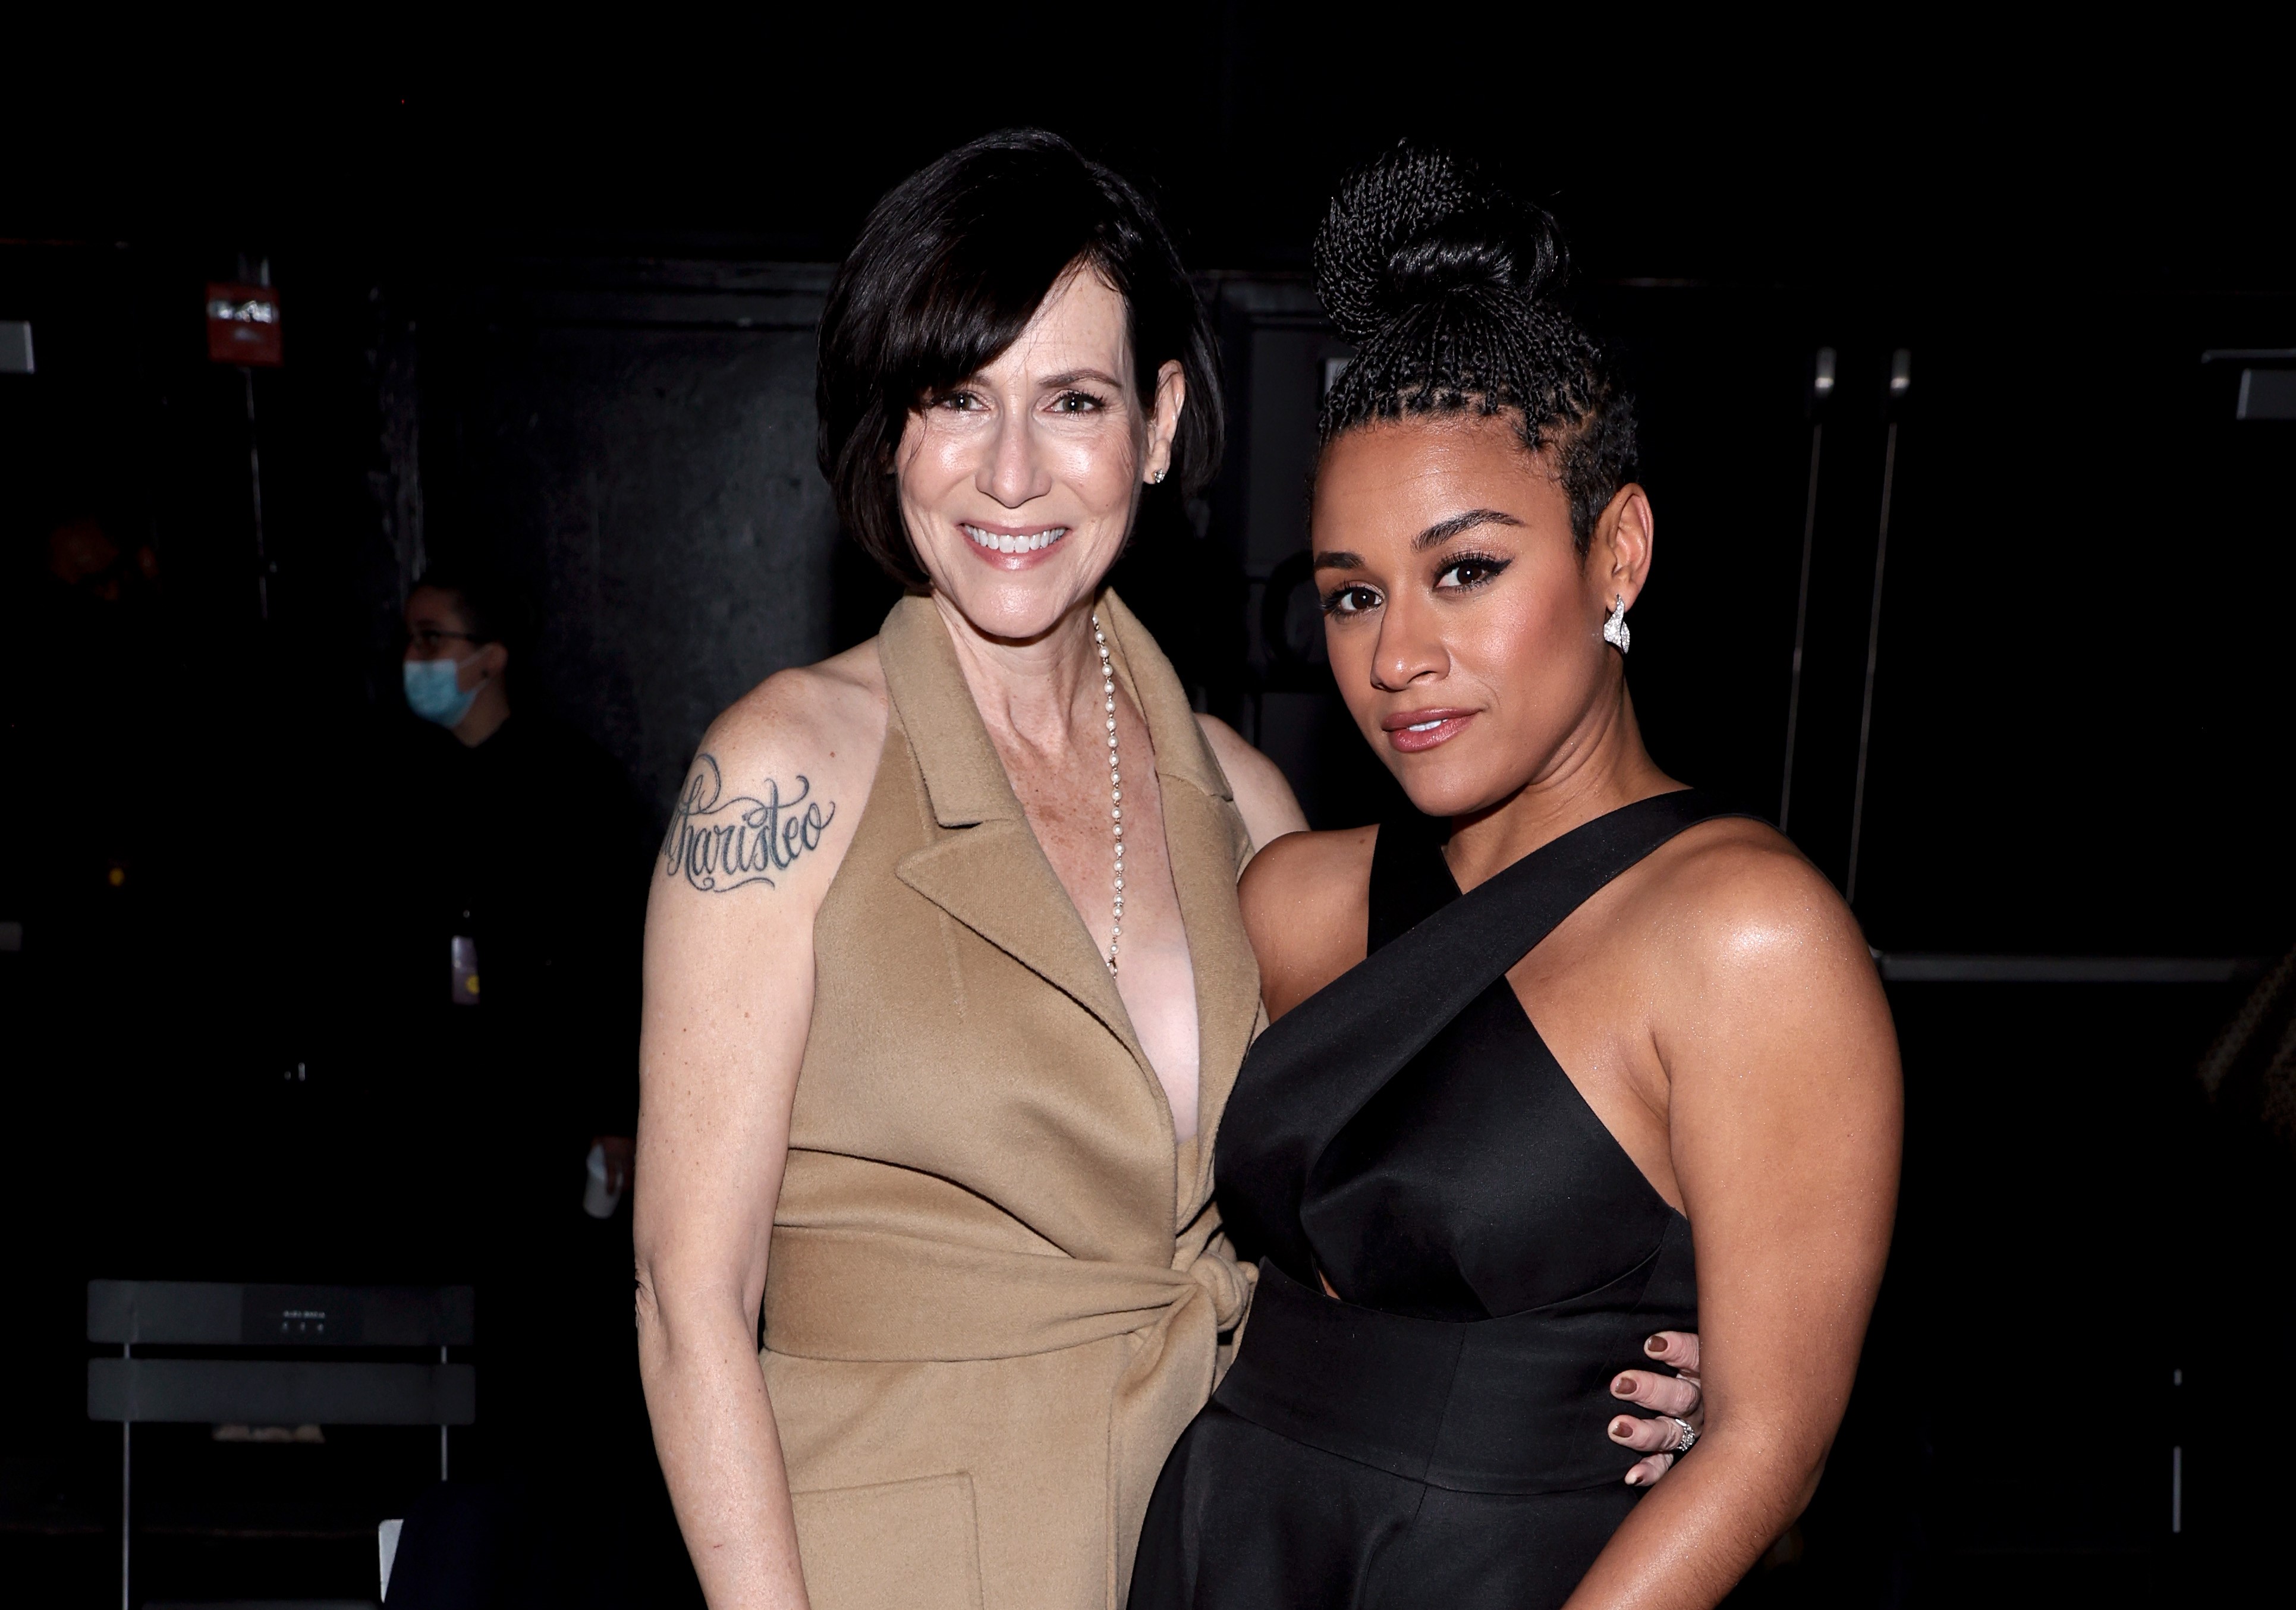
[633,664,881,1610]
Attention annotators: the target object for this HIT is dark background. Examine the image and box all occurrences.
[4,19,2291,1607]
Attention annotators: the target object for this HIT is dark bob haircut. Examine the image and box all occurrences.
[817,129,1224,587]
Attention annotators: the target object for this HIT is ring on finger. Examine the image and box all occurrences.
[1665,1416,1697,1456]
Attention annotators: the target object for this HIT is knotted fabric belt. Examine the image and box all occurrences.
[763,1225,1253,1610]
[762,1225,1250,1363]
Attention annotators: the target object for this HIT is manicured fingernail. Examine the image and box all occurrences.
[1610,1417,1632,1440]
[1612,1375,1633,1395]
[1645,1336,1667,1357]
[1625,1469,1644,1486]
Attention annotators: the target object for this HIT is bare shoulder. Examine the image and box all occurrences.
[1630,817,1902,1240]
[1631,815,1891,1042]
[1240,824,1379,1020]
[656,640,889,910]
[706,639,886,771]
[1649,817,1869,967]
[699,642,885,804]
[1193,713,1310,854]
[1240,823,1378,901]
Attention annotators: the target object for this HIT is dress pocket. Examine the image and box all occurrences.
[790,1470,985,1610]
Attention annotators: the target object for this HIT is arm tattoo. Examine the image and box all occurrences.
[662,753,836,892]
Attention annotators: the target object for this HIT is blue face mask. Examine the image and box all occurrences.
[404,655,482,728]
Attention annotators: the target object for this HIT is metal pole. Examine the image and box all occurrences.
[1842,419,1895,907]
[121,1342,131,1610]
[1845,350,1912,907]
[244,365,269,622]
[2172,1366,2185,1534]
[1777,418,1825,832]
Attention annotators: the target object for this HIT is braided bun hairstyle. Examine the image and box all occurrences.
[1315,143,1636,551]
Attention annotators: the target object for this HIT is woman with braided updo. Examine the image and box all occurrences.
[1129,145,1902,1610]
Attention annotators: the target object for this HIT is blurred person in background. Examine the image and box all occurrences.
[383,561,652,1573]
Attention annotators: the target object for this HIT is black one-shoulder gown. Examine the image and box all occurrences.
[1131,791,1734,1609]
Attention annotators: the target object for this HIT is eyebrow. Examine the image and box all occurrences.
[1037,369,1125,391]
[1313,507,1526,570]
[1413,508,1524,550]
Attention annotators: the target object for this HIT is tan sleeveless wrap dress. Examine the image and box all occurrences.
[762,592,1262,1610]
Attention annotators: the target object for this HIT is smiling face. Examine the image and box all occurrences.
[1312,413,1653,819]
[894,263,1184,643]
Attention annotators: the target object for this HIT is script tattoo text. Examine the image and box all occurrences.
[663,753,836,892]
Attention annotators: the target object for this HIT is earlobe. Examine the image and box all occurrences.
[1599,483,1656,600]
[1149,359,1187,486]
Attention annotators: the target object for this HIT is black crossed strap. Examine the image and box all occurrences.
[1216,788,1745,1280]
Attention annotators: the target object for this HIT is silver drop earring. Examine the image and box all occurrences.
[1602,593,1631,655]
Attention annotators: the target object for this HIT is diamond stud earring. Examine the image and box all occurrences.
[1602,593,1632,655]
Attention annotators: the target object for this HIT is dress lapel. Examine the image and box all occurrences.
[880,595,1148,1072]
[878,592,1262,1216]
[882,592,1276,1222]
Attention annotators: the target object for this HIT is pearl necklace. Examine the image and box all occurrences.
[1094,613,1124,974]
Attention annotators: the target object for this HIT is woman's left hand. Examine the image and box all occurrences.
[1608,1330,1702,1486]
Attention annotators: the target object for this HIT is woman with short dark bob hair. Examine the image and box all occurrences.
[634,131,1703,1610]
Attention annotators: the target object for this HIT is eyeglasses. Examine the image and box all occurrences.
[405,628,483,655]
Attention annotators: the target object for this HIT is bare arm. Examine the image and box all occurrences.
[1196,714,1309,856]
[1235,823,1375,1020]
[1564,847,1902,1608]
[634,660,882,1610]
